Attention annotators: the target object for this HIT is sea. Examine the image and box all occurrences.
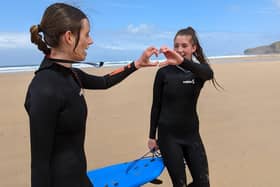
[0,54,277,74]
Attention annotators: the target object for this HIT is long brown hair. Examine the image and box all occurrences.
[174,27,223,90]
[30,3,88,55]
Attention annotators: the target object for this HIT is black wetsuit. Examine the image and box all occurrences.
[149,59,213,187]
[24,57,137,187]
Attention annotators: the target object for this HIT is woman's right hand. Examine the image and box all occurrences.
[148,138,158,151]
[134,46,159,69]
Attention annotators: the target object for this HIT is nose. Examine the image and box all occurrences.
[175,47,184,56]
[177,46,183,53]
[88,36,94,45]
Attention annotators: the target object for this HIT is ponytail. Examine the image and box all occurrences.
[175,26,223,90]
[30,25,50,55]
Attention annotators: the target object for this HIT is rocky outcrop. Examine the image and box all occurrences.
[244,41,280,55]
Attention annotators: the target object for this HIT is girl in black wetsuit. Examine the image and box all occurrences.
[148,27,215,187]
[24,3,184,187]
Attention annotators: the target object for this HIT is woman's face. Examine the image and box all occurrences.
[174,35,196,61]
[71,18,93,61]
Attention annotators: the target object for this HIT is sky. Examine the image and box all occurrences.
[0,0,280,66]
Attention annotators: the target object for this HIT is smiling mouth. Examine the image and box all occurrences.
[180,54,186,58]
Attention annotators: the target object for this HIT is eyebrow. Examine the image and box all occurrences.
[175,42,188,45]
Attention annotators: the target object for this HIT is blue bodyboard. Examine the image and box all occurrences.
[87,156,164,187]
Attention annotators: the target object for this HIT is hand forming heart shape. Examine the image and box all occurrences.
[135,46,184,69]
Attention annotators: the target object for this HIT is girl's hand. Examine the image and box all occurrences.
[159,46,184,67]
[148,138,159,151]
[135,46,159,68]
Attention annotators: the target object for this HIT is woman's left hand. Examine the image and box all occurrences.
[134,46,159,68]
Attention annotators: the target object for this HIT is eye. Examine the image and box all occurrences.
[182,44,188,48]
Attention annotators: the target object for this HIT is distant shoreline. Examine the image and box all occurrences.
[1,54,280,74]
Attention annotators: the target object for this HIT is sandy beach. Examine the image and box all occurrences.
[1,55,280,187]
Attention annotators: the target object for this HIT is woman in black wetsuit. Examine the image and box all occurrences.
[24,3,184,187]
[148,27,214,187]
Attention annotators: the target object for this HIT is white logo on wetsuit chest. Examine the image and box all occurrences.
[175,65,195,85]
[182,79,195,84]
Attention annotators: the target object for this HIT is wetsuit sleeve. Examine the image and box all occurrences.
[149,69,164,139]
[180,59,213,81]
[25,84,61,187]
[74,62,137,89]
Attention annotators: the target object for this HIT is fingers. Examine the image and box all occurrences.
[148,139,158,150]
[160,47,177,61]
[161,47,177,57]
[158,60,169,67]
[148,46,173,55]
[148,145,154,150]
[159,46,170,54]
[148,144,158,150]
[140,46,182,68]
[147,61,159,67]
[146,46,159,57]
[150,147,159,152]
[146,46,173,58]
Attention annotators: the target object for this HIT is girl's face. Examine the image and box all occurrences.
[174,35,196,61]
[71,18,93,61]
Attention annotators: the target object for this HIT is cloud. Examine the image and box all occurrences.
[93,25,279,57]
[0,33,32,49]
[126,25,172,39]
[155,32,174,40]
[126,24,155,34]
[96,44,126,51]
[92,24,174,52]
[274,0,280,8]
[94,40,150,51]
[2,27,279,66]
[227,5,241,13]
[228,1,280,15]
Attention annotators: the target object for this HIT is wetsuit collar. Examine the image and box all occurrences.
[35,56,72,74]
[35,56,104,74]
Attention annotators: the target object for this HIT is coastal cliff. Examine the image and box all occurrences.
[244,41,280,55]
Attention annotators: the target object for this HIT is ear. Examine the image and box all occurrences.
[191,44,197,53]
[63,31,75,46]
